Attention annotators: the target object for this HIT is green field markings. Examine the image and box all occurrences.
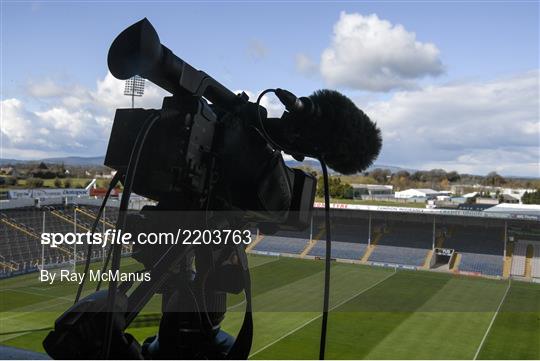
[228,257,325,307]
[2,288,73,302]
[219,263,394,356]
[0,255,293,352]
[364,276,509,359]
[416,275,508,312]
[0,329,49,353]
[251,270,452,359]
[1,255,540,359]
[0,311,58,344]
[473,279,512,360]
[246,254,280,268]
[249,268,397,358]
[249,262,394,312]
[476,280,540,360]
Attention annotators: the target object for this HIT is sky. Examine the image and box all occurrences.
[1,1,539,177]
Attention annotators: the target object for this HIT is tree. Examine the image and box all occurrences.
[27,178,44,188]
[63,178,72,188]
[411,171,427,183]
[439,179,450,190]
[369,168,390,184]
[395,170,410,179]
[4,177,16,186]
[522,190,540,204]
[54,178,62,188]
[485,171,506,187]
[316,176,354,199]
[390,171,411,191]
[447,171,461,182]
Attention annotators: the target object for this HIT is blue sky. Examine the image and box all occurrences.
[1,1,539,176]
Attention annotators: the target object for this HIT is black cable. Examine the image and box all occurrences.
[102,112,160,359]
[95,241,112,291]
[255,88,304,157]
[95,178,124,292]
[318,158,332,360]
[255,89,281,150]
[74,172,121,303]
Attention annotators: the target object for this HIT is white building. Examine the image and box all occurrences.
[394,188,450,199]
[351,184,393,199]
[484,203,540,217]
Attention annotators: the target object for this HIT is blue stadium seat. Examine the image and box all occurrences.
[368,245,428,266]
[444,226,503,255]
[253,236,308,255]
[459,253,503,276]
[308,241,366,260]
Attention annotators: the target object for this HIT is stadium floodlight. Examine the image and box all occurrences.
[124,75,145,108]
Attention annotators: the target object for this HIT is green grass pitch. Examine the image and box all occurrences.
[1,255,539,359]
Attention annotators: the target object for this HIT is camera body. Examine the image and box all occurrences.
[104,94,316,229]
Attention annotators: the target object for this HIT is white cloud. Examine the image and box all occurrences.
[319,12,444,91]
[1,75,285,161]
[27,79,67,98]
[295,53,318,75]
[365,70,540,176]
[3,70,539,177]
[1,73,168,159]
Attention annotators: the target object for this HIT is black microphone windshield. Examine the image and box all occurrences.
[301,90,382,175]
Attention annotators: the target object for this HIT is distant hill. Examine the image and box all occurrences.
[0,155,413,174]
[0,156,105,166]
[3,155,535,179]
[284,158,416,174]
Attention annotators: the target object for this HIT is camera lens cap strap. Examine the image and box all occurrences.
[226,244,253,359]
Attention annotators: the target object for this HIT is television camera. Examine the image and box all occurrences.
[43,18,381,360]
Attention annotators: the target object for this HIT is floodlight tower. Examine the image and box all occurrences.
[124,75,145,108]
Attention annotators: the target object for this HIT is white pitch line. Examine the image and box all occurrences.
[249,269,397,358]
[0,331,32,343]
[3,288,72,301]
[473,279,511,360]
[0,298,70,322]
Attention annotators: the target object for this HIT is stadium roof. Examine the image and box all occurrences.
[314,202,540,221]
[350,184,392,190]
[484,203,540,216]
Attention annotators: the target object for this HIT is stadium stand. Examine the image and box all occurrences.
[330,223,370,243]
[0,205,117,276]
[302,215,370,260]
[252,235,309,255]
[445,225,504,255]
[511,242,527,276]
[1,199,538,283]
[369,245,428,267]
[366,221,432,267]
[444,225,504,276]
[308,241,367,260]
[459,253,503,276]
[0,214,68,272]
